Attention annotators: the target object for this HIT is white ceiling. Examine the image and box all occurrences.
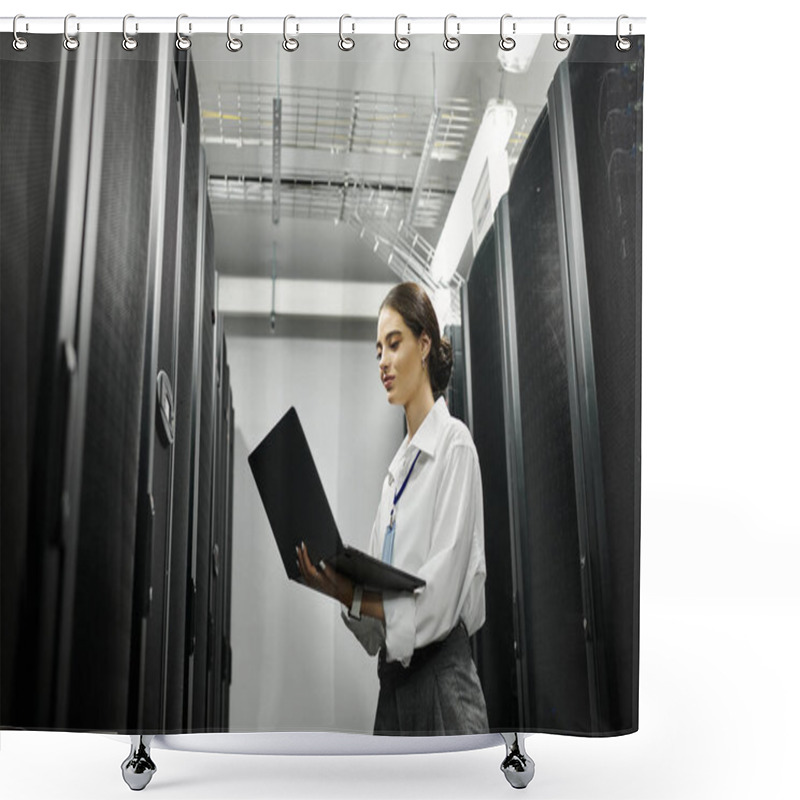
[188,33,566,336]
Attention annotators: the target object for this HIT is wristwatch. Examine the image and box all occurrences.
[348,584,363,620]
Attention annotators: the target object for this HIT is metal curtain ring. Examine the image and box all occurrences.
[12,15,28,51]
[176,13,192,50]
[338,14,355,51]
[64,13,79,51]
[122,14,138,51]
[553,14,570,51]
[443,14,460,51]
[499,14,516,51]
[227,15,243,51]
[283,15,299,51]
[616,14,632,51]
[394,14,410,50]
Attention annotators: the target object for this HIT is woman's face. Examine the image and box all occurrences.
[376,306,430,407]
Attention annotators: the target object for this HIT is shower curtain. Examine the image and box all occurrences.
[1,24,644,739]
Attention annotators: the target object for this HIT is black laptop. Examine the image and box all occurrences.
[248,406,424,594]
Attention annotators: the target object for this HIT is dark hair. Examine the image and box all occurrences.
[380,282,453,400]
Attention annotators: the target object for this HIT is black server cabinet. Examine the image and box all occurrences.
[466,35,642,735]
[550,35,643,733]
[76,32,171,734]
[444,322,467,425]
[1,34,231,735]
[190,195,216,732]
[206,330,234,731]
[506,109,592,732]
[1,33,165,730]
[465,230,522,731]
[1,33,79,728]
[163,53,202,733]
[127,37,190,735]
[222,397,235,729]
[217,354,234,730]
[205,317,226,730]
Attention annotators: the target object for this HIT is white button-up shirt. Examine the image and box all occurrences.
[342,396,487,667]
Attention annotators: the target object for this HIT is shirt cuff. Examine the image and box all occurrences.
[340,607,385,656]
[382,592,416,667]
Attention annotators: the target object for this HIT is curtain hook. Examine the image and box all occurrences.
[500,14,516,51]
[176,13,192,50]
[12,14,28,51]
[227,15,243,52]
[443,14,460,51]
[64,13,79,51]
[553,14,570,52]
[338,14,355,51]
[394,14,410,51]
[122,14,138,51]
[283,15,299,51]
[616,15,632,51]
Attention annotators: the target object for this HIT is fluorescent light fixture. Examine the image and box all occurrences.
[218,277,395,320]
[430,99,517,284]
[432,285,457,332]
[497,35,542,74]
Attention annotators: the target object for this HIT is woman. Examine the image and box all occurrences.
[297,282,489,736]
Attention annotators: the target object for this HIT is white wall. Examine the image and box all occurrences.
[225,334,403,733]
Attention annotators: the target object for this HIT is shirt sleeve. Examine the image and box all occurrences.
[383,442,483,666]
[340,607,385,656]
[340,500,386,655]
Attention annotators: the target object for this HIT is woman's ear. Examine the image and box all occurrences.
[420,332,432,362]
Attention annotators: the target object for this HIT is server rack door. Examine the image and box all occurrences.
[191,198,216,731]
[223,400,235,730]
[216,353,232,730]
[1,33,81,728]
[444,323,468,425]
[205,314,225,729]
[506,108,593,733]
[128,38,183,733]
[561,35,643,734]
[184,148,209,731]
[466,228,521,731]
[210,350,232,730]
[55,33,162,730]
[164,49,201,733]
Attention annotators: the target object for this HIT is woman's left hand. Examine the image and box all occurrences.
[296,541,354,607]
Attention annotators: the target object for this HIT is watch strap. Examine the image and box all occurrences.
[348,584,363,620]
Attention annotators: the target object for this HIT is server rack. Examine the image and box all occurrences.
[163,50,202,734]
[1,34,234,735]
[127,34,187,734]
[467,35,642,735]
[559,36,643,733]
[444,323,467,425]
[222,395,235,729]
[466,228,523,731]
[207,328,224,730]
[190,194,217,732]
[1,32,90,729]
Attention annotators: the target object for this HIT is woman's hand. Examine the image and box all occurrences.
[296,541,354,607]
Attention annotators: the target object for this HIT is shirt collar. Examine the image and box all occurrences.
[409,395,448,457]
[388,397,448,482]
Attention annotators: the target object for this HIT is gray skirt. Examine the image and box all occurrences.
[373,622,489,736]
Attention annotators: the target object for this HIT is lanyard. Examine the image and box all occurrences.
[382,449,421,564]
[391,449,421,522]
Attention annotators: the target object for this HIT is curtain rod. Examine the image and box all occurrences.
[1,16,646,37]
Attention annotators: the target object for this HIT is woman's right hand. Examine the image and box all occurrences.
[296,541,354,607]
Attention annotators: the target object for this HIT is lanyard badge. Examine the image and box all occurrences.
[381,449,421,565]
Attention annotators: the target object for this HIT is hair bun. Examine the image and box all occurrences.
[431,336,453,398]
[439,336,453,370]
